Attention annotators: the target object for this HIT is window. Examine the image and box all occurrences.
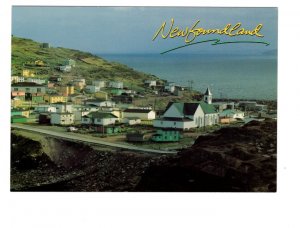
[174,122,176,125]
[37,88,41,92]
[14,88,18,91]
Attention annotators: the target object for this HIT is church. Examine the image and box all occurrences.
[153,88,219,130]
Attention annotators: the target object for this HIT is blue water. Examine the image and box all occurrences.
[100,54,277,100]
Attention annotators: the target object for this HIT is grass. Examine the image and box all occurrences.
[12,36,160,88]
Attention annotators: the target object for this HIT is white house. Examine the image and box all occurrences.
[122,117,141,125]
[153,101,219,130]
[164,82,176,93]
[52,102,73,113]
[219,109,244,119]
[144,80,157,87]
[81,112,118,126]
[92,80,106,88]
[86,85,100,93]
[34,105,56,113]
[26,77,47,85]
[72,105,91,122]
[11,82,46,93]
[59,65,72,72]
[85,99,116,108]
[123,108,156,120]
[51,113,74,125]
[108,81,123,89]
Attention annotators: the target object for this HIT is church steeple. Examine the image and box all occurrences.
[204,87,212,104]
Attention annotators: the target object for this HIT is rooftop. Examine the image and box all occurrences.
[11,82,44,87]
[124,108,153,113]
[84,112,118,119]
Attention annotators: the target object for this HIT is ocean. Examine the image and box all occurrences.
[100,54,277,100]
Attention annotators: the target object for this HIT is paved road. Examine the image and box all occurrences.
[11,124,177,154]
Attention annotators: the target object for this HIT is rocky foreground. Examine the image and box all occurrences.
[11,119,276,192]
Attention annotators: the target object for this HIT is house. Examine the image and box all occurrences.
[164,82,176,93]
[108,81,123,89]
[11,76,25,83]
[110,88,123,95]
[11,82,46,93]
[81,112,118,126]
[11,97,23,108]
[11,91,25,99]
[34,105,56,113]
[94,91,108,101]
[51,113,74,125]
[44,95,67,104]
[153,101,219,130]
[238,101,268,112]
[122,117,141,125]
[73,78,86,90]
[92,80,106,88]
[122,89,136,95]
[48,76,62,83]
[69,94,89,105]
[144,80,157,87]
[57,84,74,96]
[123,108,156,120]
[26,93,44,103]
[59,65,72,72]
[212,102,235,112]
[22,69,35,77]
[64,59,76,67]
[219,109,244,119]
[52,102,73,113]
[72,105,91,122]
[11,108,30,118]
[41,43,50,48]
[83,104,100,112]
[255,104,268,111]
[34,60,45,66]
[86,85,100,93]
[151,129,181,142]
[26,77,47,85]
[85,99,116,108]
[11,115,27,123]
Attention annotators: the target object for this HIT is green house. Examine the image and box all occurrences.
[110,88,123,96]
[11,115,27,123]
[151,129,181,142]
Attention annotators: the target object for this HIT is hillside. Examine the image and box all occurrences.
[11,36,160,91]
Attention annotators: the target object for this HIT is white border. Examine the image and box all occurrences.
[1,1,300,228]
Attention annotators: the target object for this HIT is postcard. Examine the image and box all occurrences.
[11,6,277,192]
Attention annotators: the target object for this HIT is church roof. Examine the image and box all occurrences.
[204,87,212,95]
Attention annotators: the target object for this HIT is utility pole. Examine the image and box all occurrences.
[187,80,194,91]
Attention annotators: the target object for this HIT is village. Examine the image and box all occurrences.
[11,44,277,150]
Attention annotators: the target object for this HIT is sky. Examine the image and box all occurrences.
[12,7,277,55]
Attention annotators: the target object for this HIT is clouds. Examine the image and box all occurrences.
[12,7,277,54]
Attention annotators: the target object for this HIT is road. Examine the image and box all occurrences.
[11,124,177,154]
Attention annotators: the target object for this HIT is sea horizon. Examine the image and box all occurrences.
[99,53,277,101]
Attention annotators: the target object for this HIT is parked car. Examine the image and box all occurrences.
[67,126,78,132]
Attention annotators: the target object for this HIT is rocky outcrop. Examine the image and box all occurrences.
[136,120,277,192]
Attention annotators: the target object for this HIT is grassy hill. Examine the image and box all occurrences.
[11,37,160,91]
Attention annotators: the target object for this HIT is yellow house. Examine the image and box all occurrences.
[44,95,67,104]
[57,85,74,96]
[22,69,35,77]
[94,91,108,101]
[35,60,45,66]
